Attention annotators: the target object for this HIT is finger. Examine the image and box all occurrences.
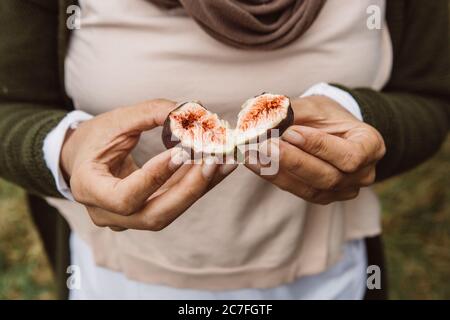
[210,159,239,187]
[247,141,376,191]
[133,160,220,230]
[91,160,219,231]
[185,156,238,190]
[245,165,314,200]
[282,126,380,173]
[109,226,127,232]
[247,151,375,192]
[244,151,311,195]
[312,187,360,205]
[258,139,347,191]
[273,175,359,205]
[86,206,120,228]
[72,148,190,215]
[244,163,360,205]
[335,166,376,189]
[105,99,177,137]
[87,206,128,231]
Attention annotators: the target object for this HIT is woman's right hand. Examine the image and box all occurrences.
[60,99,237,232]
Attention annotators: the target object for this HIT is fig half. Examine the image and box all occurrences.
[162,93,293,155]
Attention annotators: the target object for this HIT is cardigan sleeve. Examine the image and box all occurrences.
[336,0,450,181]
[0,0,69,197]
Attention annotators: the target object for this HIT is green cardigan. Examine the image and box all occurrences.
[0,0,449,198]
[0,0,448,300]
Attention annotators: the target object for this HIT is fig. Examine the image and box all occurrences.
[162,93,293,155]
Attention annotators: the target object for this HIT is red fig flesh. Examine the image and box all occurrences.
[162,94,293,154]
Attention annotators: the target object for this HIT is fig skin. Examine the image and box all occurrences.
[273,102,294,138]
[162,115,179,150]
[161,98,294,155]
[162,102,226,160]
[238,100,294,145]
[161,102,190,150]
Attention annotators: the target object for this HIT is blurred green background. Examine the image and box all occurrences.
[0,135,449,300]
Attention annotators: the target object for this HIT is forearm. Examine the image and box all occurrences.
[0,0,72,196]
[337,87,449,181]
[0,103,67,197]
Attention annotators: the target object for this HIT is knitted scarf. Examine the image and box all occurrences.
[149,0,326,49]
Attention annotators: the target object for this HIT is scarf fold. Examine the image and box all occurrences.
[148,0,326,50]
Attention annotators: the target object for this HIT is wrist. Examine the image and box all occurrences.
[292,95,363,126]
[43,110,93,200]
[300,82,364,121]
[61,127,76,182]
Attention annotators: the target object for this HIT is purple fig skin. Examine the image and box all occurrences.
[162,102,222,160]
[161,97,294,155]
[240,101,294,145]
[162,115,180,150]
[162,102,194,150]
[274,102,294,137]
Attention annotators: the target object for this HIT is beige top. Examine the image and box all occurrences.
[47,0,392,290]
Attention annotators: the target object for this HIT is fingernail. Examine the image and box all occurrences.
[169,148,190,171]
[282,129,305,146]
[259,139,280,160]
[220,159,238,175]
[202,157,218,179]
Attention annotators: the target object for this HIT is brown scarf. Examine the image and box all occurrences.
[149,0,326,50]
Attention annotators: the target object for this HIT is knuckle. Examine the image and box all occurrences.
[88,214,107,228]
[286,158,303,174]
[149,173,167,188]
[322,170,342,190]
[316,198,333,205]
[184,186,203,199]
[308,192,332,205]
[111,196,135,215]
[263,172,278,181]
[377,139,387,160]
[303,186,320,201]
[345,189,360,200]
[92,220,106,228]
[343,150,366,173]
[367,127,386,160]
[277,180,292,193]
[306,132,327,154]
[71,187,83,204]
[70,175,87,204]
[360,170,376,187]
[144,215,167,231]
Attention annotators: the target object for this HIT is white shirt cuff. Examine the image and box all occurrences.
[43,110,93,201]
[301,82,363,121]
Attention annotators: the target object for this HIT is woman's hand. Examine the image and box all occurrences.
[61,99,237,231]
[245,96,386,205]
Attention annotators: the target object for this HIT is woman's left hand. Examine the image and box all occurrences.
[245,95,386,205]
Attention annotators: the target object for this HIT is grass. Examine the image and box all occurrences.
[375,136,450,299]
[0,136,449,300]
[0,181,56,299]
